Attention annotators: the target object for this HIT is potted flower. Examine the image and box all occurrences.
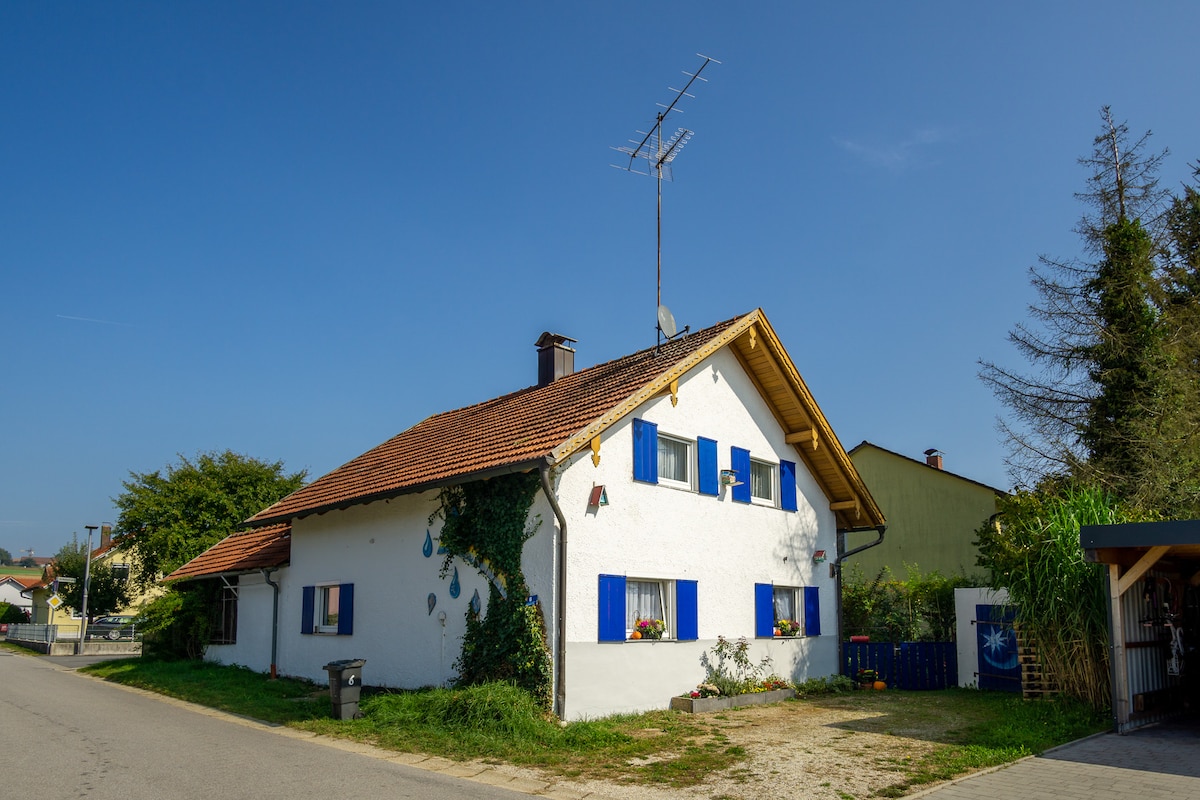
[776,619,800,637]
[633,617,665,640]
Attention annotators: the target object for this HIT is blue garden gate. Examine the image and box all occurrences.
[975,604,1021,692]
[843,641,958,690]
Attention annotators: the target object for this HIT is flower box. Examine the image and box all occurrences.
[670,688,795,713]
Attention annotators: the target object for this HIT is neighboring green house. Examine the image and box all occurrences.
[843,442,1006,580]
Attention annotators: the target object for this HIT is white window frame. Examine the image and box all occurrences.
[315,584,341,634]
[656,433,693,490]
[773,586,800,635]
[625,578,674,640]
[750,458,777,505]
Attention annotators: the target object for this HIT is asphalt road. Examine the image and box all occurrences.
[0,649,530,800]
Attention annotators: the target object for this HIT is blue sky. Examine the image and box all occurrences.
[3,2,1198,559]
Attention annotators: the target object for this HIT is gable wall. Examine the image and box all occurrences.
[845,447,999,580]
[554,347,840,718]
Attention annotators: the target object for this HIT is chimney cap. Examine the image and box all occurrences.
[924,448,941,456]
[535,331,577,349]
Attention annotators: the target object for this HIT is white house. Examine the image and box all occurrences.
[168,309,885,720]
[1,575,38,620]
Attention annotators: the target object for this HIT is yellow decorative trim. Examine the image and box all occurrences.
[748,325,757,350]
[590,436,601,467]
[669,378,679,407]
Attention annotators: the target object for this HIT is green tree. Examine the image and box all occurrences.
[0,547,12,565]
[52,534,131,621]
[113,450,306,588]
[979,108,1169,496]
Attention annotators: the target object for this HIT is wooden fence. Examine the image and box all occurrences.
[843,641,958,690]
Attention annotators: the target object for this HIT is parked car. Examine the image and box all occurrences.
[86,615,140,640]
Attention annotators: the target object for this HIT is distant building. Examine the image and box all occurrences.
[843,442,1005,580]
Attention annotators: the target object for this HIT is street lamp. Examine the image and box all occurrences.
[77,524,98,654]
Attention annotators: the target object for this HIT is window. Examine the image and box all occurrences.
[301,583,355,635]
[750,459,775,503]
[317,585,341,633]
[598,574,698,642]
[756,583,820,637]
[627,579,668,638]
[657,434,692,487]
[211,583,237,645]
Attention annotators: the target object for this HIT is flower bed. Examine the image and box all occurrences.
[670,687,795,713]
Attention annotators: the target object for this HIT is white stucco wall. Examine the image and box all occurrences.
[240,346,842,720]
[554,347,840,719]
[206,570,283,672]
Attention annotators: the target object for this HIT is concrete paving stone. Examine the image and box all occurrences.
[415,756,458,771]
[385,752,430,766]
[503,776,552,793]
[535,788,594,800]
[440,763,489,778]
[471,769,522,786]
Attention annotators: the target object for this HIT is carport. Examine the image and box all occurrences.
[1081,520,1200,732]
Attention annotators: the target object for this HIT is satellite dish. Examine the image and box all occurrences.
[658,304,678,339]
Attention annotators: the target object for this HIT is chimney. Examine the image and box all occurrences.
[101,524,112,548]
[924,448,943,470]
[535,332,577,387]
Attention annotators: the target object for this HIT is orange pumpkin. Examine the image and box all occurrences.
[630,630,642,640]
[873,680,887,691]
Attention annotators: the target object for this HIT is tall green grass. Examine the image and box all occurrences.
[977,485,1136,709]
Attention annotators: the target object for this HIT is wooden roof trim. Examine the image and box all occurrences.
[751,315,885,528]
[549,311,760,464]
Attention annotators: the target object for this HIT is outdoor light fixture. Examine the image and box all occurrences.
[812,550,827,563]
[720,469,741,486]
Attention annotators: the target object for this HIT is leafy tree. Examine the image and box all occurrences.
[51,534,131,621]
[18,557,36,568]
[0,547,12,565]
[113,450,306,588]
[979,108,1171,498]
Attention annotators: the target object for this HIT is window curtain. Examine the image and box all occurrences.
[658,437,688,482]
[773,587,795,622]
[626,580,663,628]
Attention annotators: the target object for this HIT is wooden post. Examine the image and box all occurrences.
[1108,563,1129,731]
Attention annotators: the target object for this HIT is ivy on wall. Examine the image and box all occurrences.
[431,470,553,709]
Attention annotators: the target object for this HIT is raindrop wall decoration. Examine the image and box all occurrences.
[422,530,433,558]
[470,588,481,616]
[427,593,437,615]
[449,566,461,598]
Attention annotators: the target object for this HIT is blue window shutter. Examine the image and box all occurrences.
[697,437,718,496]
[632,419,658,484]
[301,586,315,635]
[676,580,698,640]
[598,574,627,641]
[780,459,798,511]
[731,447,752,503]
[337,583,355,635]
[754,583,774,638]
[804,586,821,636]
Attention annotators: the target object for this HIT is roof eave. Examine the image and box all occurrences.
[247,457,549,528]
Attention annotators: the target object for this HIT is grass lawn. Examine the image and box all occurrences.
[79,658,1109,796]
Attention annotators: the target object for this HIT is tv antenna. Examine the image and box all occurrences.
[612,54,719,348]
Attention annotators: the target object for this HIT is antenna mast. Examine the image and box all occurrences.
[612,54,719,347]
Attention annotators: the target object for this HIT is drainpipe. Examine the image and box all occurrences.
[539,462,568,720]
[832,525,887,673]
[261,568,280,680]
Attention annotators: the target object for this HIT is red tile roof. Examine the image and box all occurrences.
[163,523,291,581]
[248,314,747,525]
[246,309,885,531]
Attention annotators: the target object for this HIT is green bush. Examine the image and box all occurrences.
[842,564,978,641]
[1,602,30,624]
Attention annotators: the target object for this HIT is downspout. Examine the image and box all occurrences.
[539,461,568,720]
[261,568,280,680]
[832,525,887,672]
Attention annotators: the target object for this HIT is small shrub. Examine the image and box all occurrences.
[794,674,855,697]
[696,636,775,697]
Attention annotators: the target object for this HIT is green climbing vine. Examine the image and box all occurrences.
[430,471,553,709]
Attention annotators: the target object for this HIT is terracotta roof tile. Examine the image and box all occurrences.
[248,314,747,525]
[164,523,291,581]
